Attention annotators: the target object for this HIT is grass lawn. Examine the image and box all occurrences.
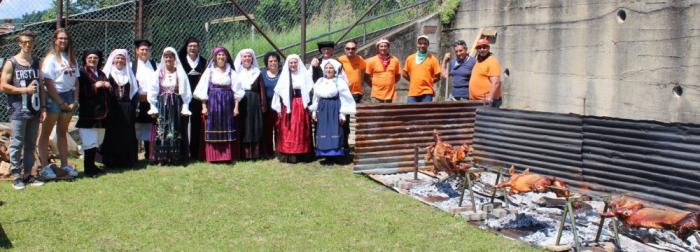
[0,159,537,251]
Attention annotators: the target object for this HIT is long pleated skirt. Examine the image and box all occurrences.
[149,93,189,165]
[262,111,276,158]
[277,93,312,163]
[204,86,238,162]
[315,97,346,156]
[101,98,138,167]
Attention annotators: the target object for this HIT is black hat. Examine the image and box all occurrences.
[317,41,335,50]
[134,39,152,47]
[81,49,103,68]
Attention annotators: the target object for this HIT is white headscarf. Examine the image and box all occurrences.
[193,47,244,101]
[309,58,356,115]
[271,54,314,114]
[233,48,261,90]
[102,49,139,99]
[320,59,342,76]
[147,47,192,116]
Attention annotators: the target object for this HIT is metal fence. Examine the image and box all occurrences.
[0,0,435,122]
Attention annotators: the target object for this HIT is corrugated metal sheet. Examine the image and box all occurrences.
[353,101,485,174]
[471,108,700,211]
[582,117,700,211]
[472,108,585,188]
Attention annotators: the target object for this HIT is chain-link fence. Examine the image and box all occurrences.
[0,0,435,122]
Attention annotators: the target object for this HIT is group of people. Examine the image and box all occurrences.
[0,28,502,190]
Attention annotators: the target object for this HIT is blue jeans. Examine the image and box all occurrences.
[47,90,75,114]
[406,94,433,103]
[9,116,39,179]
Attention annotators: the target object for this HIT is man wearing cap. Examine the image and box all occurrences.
[132,39,157,161]
[442,40,477,101]
[402,35,441,103]
[469,38,502,107]
[309,41,336,82]
[365,38,401,103]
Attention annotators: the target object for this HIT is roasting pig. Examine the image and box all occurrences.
[424,130,476,179]
[495,165,571,198]
[601,198,700,241]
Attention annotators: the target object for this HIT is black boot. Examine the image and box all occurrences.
[143,141,150,161]
[84,148,104,177]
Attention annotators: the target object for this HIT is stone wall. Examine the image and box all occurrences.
[447,0,700,124]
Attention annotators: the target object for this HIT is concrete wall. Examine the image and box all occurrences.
[447,0,700,124]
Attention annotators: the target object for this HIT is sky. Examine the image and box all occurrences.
[0,0,53,20]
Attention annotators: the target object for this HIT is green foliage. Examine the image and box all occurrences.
[0,160,539,251]
[439,0,461,24]
[254,0,323,31]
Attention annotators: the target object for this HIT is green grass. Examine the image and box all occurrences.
[0,159,537,251]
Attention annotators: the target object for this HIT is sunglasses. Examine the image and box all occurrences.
[345,47,356,51]
[476,46,489,50]
[19,40,33,45]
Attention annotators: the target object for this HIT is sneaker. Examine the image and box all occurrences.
[39,164,57,180]
[61,165,79,178]
[12,178,25,190]
[25,176,45,187]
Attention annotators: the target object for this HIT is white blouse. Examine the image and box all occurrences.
[309,77,356,116]
[41,52,80,93]
[211,70,231,86]
[135,59,156,95]
[161,71,178,87]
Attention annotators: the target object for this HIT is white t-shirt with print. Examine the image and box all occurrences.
[42,52,80,93]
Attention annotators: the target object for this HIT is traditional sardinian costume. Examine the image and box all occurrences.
[133,41,157,160]
[193,47,244,162]
[77,49,109,175]
[261,66,279,158]
[100,49,139,167]
[309,59,356,157]
[147,47,192,165]
[271,54,314,163]
[234,49,267,160]
[179,37,207,161]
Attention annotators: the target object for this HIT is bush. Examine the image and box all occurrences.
[439,0,461,24]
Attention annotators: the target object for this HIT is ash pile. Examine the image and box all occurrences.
[370,171,700,252]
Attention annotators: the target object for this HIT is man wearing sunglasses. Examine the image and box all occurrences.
[337,40,368,104]
[469,39,502,107]
[0,30,45,189]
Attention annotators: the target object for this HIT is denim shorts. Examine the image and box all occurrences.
[47,90,75,114]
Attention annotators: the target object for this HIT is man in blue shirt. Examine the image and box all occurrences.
[443,40,476,100]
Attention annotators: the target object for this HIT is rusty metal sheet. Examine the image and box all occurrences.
[353,101,485,174]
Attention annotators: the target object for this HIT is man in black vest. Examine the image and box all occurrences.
[132,39,157,162]
[178,37,207,161]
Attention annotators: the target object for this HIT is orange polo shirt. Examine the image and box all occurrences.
[337,55,366,95]
[403,53,441,96]
[469,56,501,100]
[365,55,401,100]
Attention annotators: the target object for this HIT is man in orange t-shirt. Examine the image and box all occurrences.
[469,38,502,107]
[402,35,441,103]
[365,38,401,103]
[337,40,368,103]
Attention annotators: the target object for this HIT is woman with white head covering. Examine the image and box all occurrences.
[193,47,244,163]
[309,59,356,162]
[99,49,139,168]
[76,49,109,177]
[147,47,192,165]
[234,48,267,160]
[271,54,314,163]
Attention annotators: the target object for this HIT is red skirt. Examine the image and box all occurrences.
[205,141,240,162]
[277,96,312,154]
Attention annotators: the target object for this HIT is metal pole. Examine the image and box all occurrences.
[135,0,144,39]
[413,145,419,180]
[334,0,381,45]
[56,0,63,29]
[64,0,70,28]
[227,0,286,59]
[300,0,306,62]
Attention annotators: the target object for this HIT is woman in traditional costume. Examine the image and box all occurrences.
[76,49,109,176]
[193,47,244,162]
[100,49,139,168]
[260,52,281,158]
[234,49,266,160]
[309,59,356,162]
[271,54,314,163]
[147,47,192,165]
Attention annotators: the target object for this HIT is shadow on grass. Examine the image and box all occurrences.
[0,222,12,249]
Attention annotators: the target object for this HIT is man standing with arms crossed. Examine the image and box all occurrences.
[0,30,45,189]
